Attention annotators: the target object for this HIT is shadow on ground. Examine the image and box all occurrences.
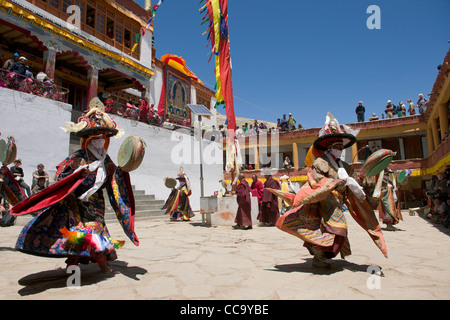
[271,258,383,276]
[17,260,147,296]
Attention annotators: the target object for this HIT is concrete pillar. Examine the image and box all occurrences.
[431,118,441,151]
[43,49,56,78]
[351,142,358,163]
[86,67,99,107]
[253,145,260,170]
[427,124,434,155]
[398,138,405,160]
[292,142,299,168]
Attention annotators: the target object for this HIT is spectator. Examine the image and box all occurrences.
[138,99,150,124]
[219,124,227,137]
[9,56,28,77]
[235,126,244,138]
[9,159,31,198]
[125,100,138,120]
[407,99,416,115]
[280,114,288,131]
[283,156,293,169]
[355,101,365,122]
[297,123,304,130]
[24,66,33,79]
[2,52,19,70]
[276,119,281,130]
[253,119,259,131]
[385,100,395,119]
[107,27,114,38]
[242,123,248,134]
[36,70,53,83]
[397,102,406,117]
[426,193,448,223]
[32,163,49,189]
[287,113,297,131]
[248,124,254,135]
[369,113,379,121]
[32,177,47,195]
[417,93,428,115]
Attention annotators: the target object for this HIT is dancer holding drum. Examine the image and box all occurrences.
[269,113,388,268]
[163,168,195,221]
[12,98,144,273]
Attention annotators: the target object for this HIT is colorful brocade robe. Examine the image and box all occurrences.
[162,183,194,221]
[12,148,138,260]
[276,154,388,259]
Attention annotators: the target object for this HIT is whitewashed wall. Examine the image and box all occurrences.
[0,88,72,185]
[0,87,224,210]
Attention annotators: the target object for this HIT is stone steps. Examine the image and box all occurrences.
[14,186,167,226]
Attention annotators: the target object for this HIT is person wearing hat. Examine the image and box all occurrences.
[376,169,402,231]
[162,168,194,221]
[9,56,27,78]
[257,168,281,226]
[287,113,297,131]
[355,101,365,122]
[272,112,388,268]
[385,100,395,119]
[2,52,19,70]
[12,98,139,274]
[416,93,428,115]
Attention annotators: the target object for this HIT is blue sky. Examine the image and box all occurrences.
[136,0,450,128]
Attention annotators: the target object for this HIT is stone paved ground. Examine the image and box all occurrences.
[1,211,449,301]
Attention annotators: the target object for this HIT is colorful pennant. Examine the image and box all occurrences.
[200,0,236,137]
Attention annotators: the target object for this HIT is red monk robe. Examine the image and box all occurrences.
[234,178,252,229]
[257,176,280,226]
[251,179,264,208]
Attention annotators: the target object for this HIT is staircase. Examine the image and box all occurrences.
[14,186,166,226]
[103,186,166,221]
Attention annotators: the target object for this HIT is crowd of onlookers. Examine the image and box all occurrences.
[232,113,303,138]
[355,94,429,122]
[425,166,450,228]
[1,52,67,102]
[0,160,51,227]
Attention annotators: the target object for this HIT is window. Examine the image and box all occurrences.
[115,25,123,44]
[86,5,95,28]
[49,0,59,9]
[61,0,71,13]
[124,29,131,48]
[96,12,105,33]
[106,18,114,38]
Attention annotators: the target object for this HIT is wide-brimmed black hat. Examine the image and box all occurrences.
[313,112,356,151]
[313,132,356,151]
[61,98,124,139]
[75,126,119,138]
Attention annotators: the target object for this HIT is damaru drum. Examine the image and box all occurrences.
[117,135,146,172]
[0,137,17,165]
[360,149,395,177]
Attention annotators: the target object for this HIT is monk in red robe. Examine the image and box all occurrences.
[257,172,280,226]
[250,174,263,209]
[233,174,252,230]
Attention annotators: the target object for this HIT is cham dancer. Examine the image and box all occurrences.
[12,98,143,273]
[270,113,388,268]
